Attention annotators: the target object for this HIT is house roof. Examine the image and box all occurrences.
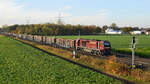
[105,28,122,33]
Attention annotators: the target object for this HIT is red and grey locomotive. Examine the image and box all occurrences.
[76,39,111,55]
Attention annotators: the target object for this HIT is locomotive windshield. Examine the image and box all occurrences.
[104,42,111,47]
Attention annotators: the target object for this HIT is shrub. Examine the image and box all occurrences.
[105,56,129,75]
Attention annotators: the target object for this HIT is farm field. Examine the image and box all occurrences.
[0,35,122,84]
[57,35,150,58]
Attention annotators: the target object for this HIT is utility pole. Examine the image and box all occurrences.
[132,36,136,69]
[79,30,80,39]
[56,12,63,25]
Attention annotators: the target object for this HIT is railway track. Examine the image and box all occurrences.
[116,53,150,65]
[83,51,150,70]
[116,53,150,70]
[66,47,150,70]
[49,43,150,70]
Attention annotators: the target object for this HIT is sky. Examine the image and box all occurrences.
[0,0,150,28]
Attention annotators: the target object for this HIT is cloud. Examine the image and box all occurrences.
[97,9,110,15]
[0,0,114,27]
[63,5,72,10]
[0,0,72,26]
[0,0,24,25]
[0,1,110,27]
[22,10,72,24]
[57,5,72,12]
[66,9,112,26]
[1,1,149,28]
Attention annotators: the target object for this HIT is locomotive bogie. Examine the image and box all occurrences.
[77,46,103,56]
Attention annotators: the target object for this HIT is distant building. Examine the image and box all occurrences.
[130,30,142,34]
[145,30,150,35]
[105,28,122,34]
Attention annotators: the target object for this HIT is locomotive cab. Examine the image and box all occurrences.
[75,38,112,55]
[104,41,111,48]
[103,41,111,55]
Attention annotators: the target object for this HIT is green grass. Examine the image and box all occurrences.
[56,35,150,58]
[116,48,150,58]
[0,35,122,84]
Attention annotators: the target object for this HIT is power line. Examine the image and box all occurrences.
[56,12,64,25]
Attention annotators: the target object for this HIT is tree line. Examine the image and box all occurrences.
[0,23,142,35]
[1,23,102,36]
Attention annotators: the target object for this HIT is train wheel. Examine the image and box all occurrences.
[77,47,80,51]
[93,51,97,55]
[96,51,100,56]
[98,51,101,56]
[91,50,94,55]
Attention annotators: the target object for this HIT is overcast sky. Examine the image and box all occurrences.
[0,0,150,28]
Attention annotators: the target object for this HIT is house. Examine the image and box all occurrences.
[145,30,150,35]
[105,28,122,34]
[130,30,142,35]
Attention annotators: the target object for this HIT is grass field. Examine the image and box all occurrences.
[0,35,122,84]
[57,35,150,58]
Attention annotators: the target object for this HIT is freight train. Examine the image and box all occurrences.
[6,33,111,55]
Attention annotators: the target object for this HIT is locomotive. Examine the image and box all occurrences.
[76,39,111,55]
[6,33,111,55]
